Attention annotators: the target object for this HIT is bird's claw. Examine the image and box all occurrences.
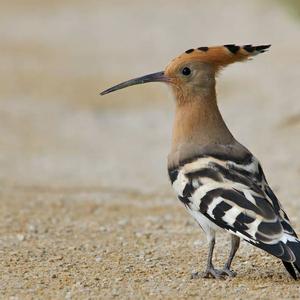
[191,267,236,279]
[220,267,236,277]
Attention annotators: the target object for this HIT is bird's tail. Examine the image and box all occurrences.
[254,233,300,280]
[281,238,300,280]
[176,44,271,72]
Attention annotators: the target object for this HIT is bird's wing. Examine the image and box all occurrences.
[260,174,298,238]
[171,151,300,266]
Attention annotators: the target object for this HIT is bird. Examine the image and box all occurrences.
[100,44,300,280]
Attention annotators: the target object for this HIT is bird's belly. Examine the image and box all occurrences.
[186,206,221,233]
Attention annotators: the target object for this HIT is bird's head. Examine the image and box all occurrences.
[100,44,270,102]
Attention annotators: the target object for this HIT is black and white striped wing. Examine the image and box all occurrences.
[170,154,300,276]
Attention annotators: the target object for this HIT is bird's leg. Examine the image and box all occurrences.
[192,233,225,279]
[202,235,221,278]
[221,235,240,277]
[191,234,240,279]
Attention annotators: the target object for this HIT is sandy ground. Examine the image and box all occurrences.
[1,0,300,299]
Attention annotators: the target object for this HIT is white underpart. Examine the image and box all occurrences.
[188,208,220,235]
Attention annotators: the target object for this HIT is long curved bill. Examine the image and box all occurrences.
[100,71,168,96]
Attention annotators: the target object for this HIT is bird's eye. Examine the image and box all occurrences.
[181,67,191,76]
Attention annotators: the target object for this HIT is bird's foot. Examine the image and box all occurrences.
[191,267,236,279]
[220,266,236,277]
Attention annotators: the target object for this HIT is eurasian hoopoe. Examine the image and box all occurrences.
[101,44,300,280]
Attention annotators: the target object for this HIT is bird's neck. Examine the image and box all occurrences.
[169,88,235,167]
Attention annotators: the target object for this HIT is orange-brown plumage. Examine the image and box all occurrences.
[164,44,270,166]
[166,44,270,73]
[100,44,271,167]
[101,44,300,280]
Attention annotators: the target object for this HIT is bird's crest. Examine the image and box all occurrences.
[100,43,271,96]
[168,44,271,71]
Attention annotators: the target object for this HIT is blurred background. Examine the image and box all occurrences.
[1,0,300,195]
[1,0,300,298]
[1,0,299,193]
